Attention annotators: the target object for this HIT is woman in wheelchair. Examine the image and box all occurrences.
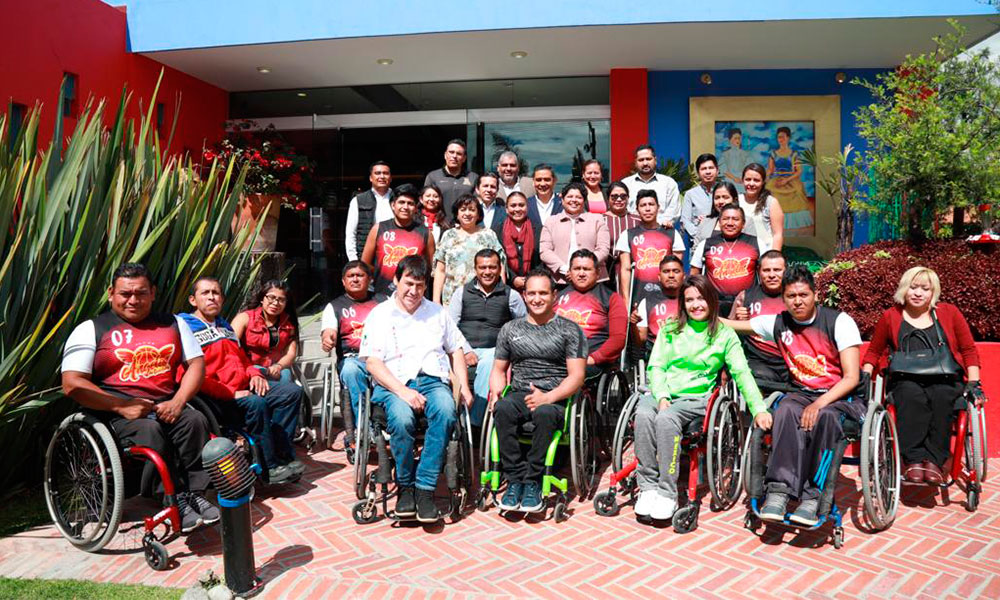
[862,267,983,485]
[635,274,766,521]
[231,279,300,384]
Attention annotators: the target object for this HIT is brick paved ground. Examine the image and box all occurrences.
[1,433,997,600]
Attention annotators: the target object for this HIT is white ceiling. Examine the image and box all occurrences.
[142,16,1000,92]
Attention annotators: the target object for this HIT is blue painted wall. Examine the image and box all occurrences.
[647,69,887,247]
[105,0,994,52]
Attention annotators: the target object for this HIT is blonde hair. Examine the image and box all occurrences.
[893,266,941,307]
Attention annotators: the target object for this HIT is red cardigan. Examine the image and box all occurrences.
[862,302,980,375]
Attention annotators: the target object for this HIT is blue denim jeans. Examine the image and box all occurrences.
[372,374,456,491]
[337,355,370,421]
[469,347,495,427]
[235,380,304,467]
[255,366,294,384]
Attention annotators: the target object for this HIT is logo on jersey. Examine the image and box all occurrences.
[113,344,175,382]
[383,244,419,267]
[635,247,669,270]
[789,354,829,381]
[653,317,673,333]
[781,330,794,346]
[710,257,752,280]
[556,308,593,328]
[348,321,365,342]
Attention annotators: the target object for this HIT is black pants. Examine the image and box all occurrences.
[109,404,211,495]
[765,392,861,501]
[749,359,788,386]
[494,390,565,483]
[892,378,962,467]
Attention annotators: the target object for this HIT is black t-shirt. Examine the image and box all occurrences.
[494,315,587,393]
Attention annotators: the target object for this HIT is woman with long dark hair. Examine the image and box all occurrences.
[418,184,448,244]
[739,163,784,251]
[231,279,300,383]
[632,274,766,522]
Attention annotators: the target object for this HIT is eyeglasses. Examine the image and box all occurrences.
[609,193,629,200]
[264,294,287,305]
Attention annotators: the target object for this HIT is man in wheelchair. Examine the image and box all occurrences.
[181,276,306,485]
[489,268,588,513]
[448,248,526,427]
[321,260,385,454]
[725,265,864,526]
[630,255,684,357]
[555,249,627,376]
[359,255,473,523]
[730,249,790,384]
[61,263,217,533]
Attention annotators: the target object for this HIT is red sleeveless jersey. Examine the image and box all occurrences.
[327,293,384,357]
[556,285,613,356]
[644,290,680,341]
[373,220,427,294]
[625,225,677,294]
[92,311,182,400]
[742,284,785,361]
[773,307,844,392]
[700,232,759,300]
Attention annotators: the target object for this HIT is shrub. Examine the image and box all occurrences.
[815,240,1000,341]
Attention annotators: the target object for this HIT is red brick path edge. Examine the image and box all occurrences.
[1,441,997,599]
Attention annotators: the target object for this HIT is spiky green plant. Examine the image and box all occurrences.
[0,74,259,487]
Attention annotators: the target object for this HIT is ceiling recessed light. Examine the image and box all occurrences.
[376,58,394,66]
[256,66,271,73]
[297,92,307,97]
[510,51,528,59]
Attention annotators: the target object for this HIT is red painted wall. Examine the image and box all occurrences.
[0,0,227,158]
[609,68,648,180]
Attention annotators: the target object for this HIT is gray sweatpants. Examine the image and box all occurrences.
[634,393,708,499]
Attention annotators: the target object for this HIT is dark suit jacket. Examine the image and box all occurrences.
[482,202,507,238]
[526,194,563,233]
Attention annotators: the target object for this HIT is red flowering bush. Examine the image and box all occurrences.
[815,241,1000,341]
[203,120,316,209]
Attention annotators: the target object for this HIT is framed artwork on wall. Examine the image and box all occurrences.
[690,96,840,257]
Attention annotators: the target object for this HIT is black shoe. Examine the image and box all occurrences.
[395,487,416,518]
[416,489,440,523]
[188,493,220,526]
[174,493,204,534]
[499,482,524,511]
[520,481,544,513]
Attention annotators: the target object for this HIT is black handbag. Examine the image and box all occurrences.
[887,310,963,380]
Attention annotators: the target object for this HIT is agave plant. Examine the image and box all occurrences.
[0,73,259,487]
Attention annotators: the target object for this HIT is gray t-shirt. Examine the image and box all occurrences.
[495,315,587,393]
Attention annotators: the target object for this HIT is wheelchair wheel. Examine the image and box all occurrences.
[449,404,477,515]
[354,390,372,500]
[596,370,630,451]
[570,392,600,499]
[860,401,900,531]
[188,397,222,437]
[706,394,744,511]
[631,359,646,390]
[612,391,641,474]
[44,413,124,552]
[966,403,988,483]
[319,364,338,450]
[294,394,313,446]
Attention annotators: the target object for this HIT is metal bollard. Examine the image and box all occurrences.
[202,437,259,596]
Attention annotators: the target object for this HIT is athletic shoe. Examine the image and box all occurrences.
[499,482,524,511]
[268,464,298,485]
[648,494,676,521]
[760,492,789,522]
[519,481,544,513]
[188,493,220,525]
[789,498,820,526]
[395,487,416,518]
[634,490,656,517]
[285,459,306,477]
[415,489,441,523]
[175,493,203,533]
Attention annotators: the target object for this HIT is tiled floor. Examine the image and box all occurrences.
[1,435,997,599]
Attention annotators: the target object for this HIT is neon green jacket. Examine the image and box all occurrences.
[646,319,765,416]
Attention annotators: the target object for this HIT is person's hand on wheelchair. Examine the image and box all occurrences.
[459,383,474,407]
[116,397,155,420]
[154,397,185,424]
[753,411,772,431]
[965,381,987,408]
[464,351,478,367]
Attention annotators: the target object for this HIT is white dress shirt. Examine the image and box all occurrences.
[536,195,557,223]
[623,173,680,225]
[344,188,393,260]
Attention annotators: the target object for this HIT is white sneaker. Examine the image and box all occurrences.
[634,490,655,517]
[649,494,677,521]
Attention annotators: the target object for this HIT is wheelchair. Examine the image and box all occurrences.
[589,364,631,451]
[351,382,476,525]
[42,397,258,571]
[293,356,342,452]
[478,387,601,522]
[742,373,894,549]
[874,374,988,512]
[593,379,746,533]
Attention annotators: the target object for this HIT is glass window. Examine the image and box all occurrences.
[62,73,78,118]
[471,120,610,186]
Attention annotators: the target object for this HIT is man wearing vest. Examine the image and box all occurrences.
[555,249,627,375]
[61,263,216,533]
[345,161,393,261]
[730,249,791,384]
[321,261,385,458]
[424,139,479,215]
[361,183,436,296]
[725,265,864,527]
[632,255,684,358]
[181,277,306,485]
[448,249,526,426]
[691,204,768,317]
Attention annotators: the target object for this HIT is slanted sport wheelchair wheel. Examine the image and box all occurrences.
[612,391,641,474]
[44,413,124,552]
[595,370,631,451]
[319,363,338,450]
[447,404,477,520]
[570,392,600,499]
[860,401,900,531]
[966,403,988,483]
[706,392,745,511]
[354,390,373,500]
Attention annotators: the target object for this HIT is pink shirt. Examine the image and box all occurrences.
[539,211,611,283]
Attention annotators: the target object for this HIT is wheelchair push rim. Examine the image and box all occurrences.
[860,402,900,531]
[706,393,745,511]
